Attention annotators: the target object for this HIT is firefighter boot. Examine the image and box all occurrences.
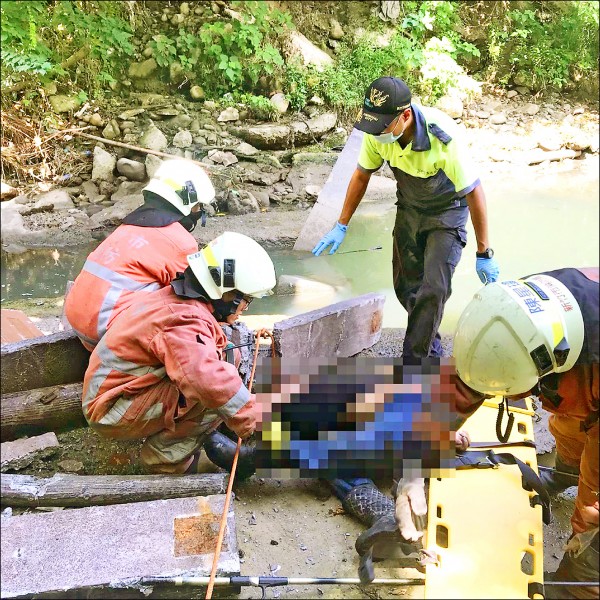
[547,531,599,599]
[202,430,256,480]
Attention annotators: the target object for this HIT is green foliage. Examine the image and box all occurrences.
[195,1,290,93]
[485,1,599,91]
[1,1,134,92]
[222,92,280,121]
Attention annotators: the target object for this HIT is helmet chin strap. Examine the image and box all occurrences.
[211,295,243,322]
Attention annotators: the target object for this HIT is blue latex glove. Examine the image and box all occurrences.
[312,222,348,256]
[476,256,500,284]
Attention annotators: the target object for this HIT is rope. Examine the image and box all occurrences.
[205,328,276,599]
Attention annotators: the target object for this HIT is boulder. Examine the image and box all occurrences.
[207,150,238,166]
[128,58,158,79]
[234,142,259,157]
[34,190,74,211]
[118,108,145,120]
[1,181,18,201]
[489,113,507,125]
[145,155,163,179]
[270,93,289,114]
[285,31,333,71]
[172,130,193,149]
[217,107,240,122]
[139,125,168,152]
[89,113,104,128]
[89,182,145,228]
[226,190,260,215]
[116,158,147,182]
[230,113,337,150]
[102,119,121,141]
[190,86,205,101]
[329,19,344,40]
[523,103,540,116]
[48,95,81,114]
[435,95,463,119]
[91,147,117,182]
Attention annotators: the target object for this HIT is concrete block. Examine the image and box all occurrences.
[1,495,239,598]
[294,128,364,252]
[0,330,90,395]
[273,292,385,357]
[1,432,60,472]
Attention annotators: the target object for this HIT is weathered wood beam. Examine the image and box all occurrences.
[0,330,90,395]
[1,382,86,441]
[1,472,228,507]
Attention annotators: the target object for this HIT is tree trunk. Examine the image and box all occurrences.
[1,382,86,441]
[1,472,228,507]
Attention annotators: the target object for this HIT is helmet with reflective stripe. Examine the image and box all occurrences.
[142,159,215,216]
[187,231,276,300]
[453,275,584,396]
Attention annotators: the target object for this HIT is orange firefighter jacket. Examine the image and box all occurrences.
[64,223,197,351]
[82,286,255,440]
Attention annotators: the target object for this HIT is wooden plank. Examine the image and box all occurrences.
[0,309,44,344]
[0,330,90,395]
[1,382,86,441]
[1,472,228,507]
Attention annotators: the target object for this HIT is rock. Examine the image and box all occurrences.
[171,13,185,25]
[489,113,507,125]
[89,113,104,127]
[234,142,259,157]
[270,93,289,114]
[242,168,282,186]
[82,181,101,203]
[286,31,334,71]
[573,106,585,116]
[523,103,540,116]
[166,114,193,129]
[379,0,401,20]
[57,459,85,474]
[565,135,592,152]
[506,90,518,99]
[116,158,146,182]
[230,112,337,150]
[60,216,76,230]
[250,189,270,208]
[118,108,145,120]
[537,136,562,152]
[128,58,158,79]
[169,61,185,85]
[308,96,325,106]
[1,181,18,201]
[475,111,490,119]
[145,155,163,179]
[207,150,238,166]
[292,152,338,166]
[218,107,240,122]
[305,185,321,198]
[91,147,117,182]
[227,190,260,215]
[172,130,193,149]
[43,81,57,96]
[89,182,145,228]
[34,190,74,211]
[515,86,530,95]
[102,119,121,141]
[329,19,344,40]
[435,95,463,118]
[180,2,190,15]
[190,86,205,101]
[142,47,153,58]
[139,125,168,152]
[1,432,59,472]
[48,95,81,114]
[204,100,217,110]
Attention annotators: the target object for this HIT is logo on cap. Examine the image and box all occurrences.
[365,87,389,109]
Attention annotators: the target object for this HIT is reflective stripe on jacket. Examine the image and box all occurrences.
[65,223,197,349]
[82,286,255,439]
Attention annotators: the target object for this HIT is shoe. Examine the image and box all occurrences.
[202,430,256,480]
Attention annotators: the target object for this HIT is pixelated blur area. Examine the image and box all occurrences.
[253,357,458,480]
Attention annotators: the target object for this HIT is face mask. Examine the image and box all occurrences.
[372,127,404,144]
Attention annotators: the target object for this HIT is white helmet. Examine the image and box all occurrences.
[187,231,276,300]
[143,159,215,216]
[453,275,584,396]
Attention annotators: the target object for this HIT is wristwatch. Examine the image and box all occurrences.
[476,248,494,259]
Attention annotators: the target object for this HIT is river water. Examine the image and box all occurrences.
[2,162,598,335]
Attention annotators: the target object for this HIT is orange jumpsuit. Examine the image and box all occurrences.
[82,286,255,473]
[65,223,197,351]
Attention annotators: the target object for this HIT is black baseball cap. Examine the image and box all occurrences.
[354,77,412,135]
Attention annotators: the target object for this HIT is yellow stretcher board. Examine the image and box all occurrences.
[425,397,545,599]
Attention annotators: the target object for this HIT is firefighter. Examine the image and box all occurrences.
[65,159,215,351]
[450,267,598,599]
[81,232,276,474]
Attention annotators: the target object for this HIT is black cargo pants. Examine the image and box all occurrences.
[392,204,468,359]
